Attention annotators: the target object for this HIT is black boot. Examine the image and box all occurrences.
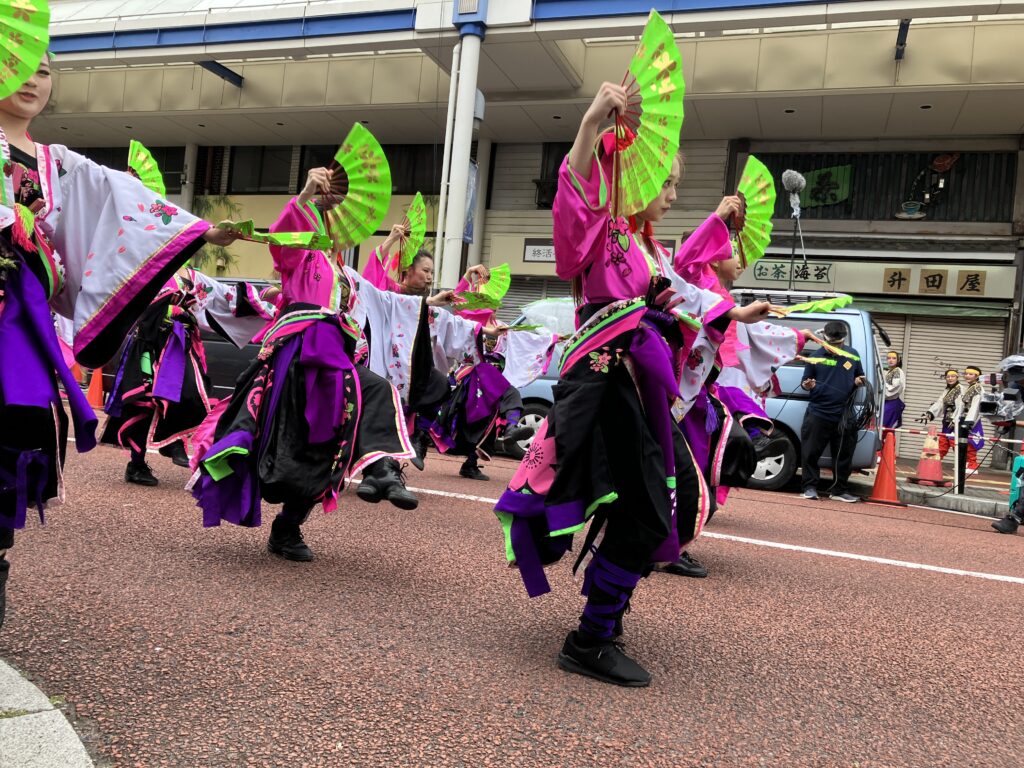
[357,459,419,510]
[125,460,158,486]
[0,555,8,631]
[410,431,429,472]
[267,517,314,562]
[459,456,489,481]
[993,514,1021,535]
[657,551,709,578]
[502,424,534,444]
[158,440,191,468]
[557,630,651,687]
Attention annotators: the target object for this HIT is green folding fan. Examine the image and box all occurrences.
[127,140,166,197]
[776,294,853,315]
[400,192,426,270]
[325,123,392,252]
[0,0,50,101]
[613,10,685,218]
[477,263,511,304]
[217,219,333,251]
[453,291,501,312]
[734,155,776,269]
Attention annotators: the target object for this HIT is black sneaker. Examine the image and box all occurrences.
[158,441,191,468]
[409,432,429,472]
[658,551,708,578]
[459,462,490,482]
[267,517,314,562]
[992,515,1021,535]
[357,459,418,510]
[0,555,9,631]
[557,630,651,687]
[125,461,158,486]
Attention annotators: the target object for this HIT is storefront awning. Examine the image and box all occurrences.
[851,297,1011,318]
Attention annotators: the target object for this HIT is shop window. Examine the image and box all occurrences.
[228,146,292,194]
[299,143,442,195]
[73,146,186,194]
[535,142,571,210]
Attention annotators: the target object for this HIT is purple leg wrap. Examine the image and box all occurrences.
[579,552,643,640]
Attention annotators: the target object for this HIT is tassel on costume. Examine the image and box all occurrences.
[12,204,37,254]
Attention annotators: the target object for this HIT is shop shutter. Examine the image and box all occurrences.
[499,276,572,323]
[895,315,1008,461]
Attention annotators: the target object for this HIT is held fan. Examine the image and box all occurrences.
[321,123,392,254]
[611,10,685,220]
[399,191,427,270]
[454,263,512,311]
[732,155,776,269]
[127,140,166,197]
[0,0,49,101]
[216,219,333,251]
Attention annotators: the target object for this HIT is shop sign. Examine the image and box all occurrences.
[751,260,833,283]
[524,238,555,263]
[801,165,852,208]
[881,267,910,294]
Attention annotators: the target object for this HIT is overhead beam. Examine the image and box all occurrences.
[198,60,244,88]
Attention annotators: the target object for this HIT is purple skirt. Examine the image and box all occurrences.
[882,398,905,429]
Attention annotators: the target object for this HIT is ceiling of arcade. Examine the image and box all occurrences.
[35,19,1024,147]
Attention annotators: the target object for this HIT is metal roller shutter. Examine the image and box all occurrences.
[499,276,572,323]
[894,314,1008,461]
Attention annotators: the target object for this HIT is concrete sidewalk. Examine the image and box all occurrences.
[0,660,93,768]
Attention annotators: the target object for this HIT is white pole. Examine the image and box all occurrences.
[433,41,461,267]
[181,142,199,211]
[438,32,482,290]
[466,136,491,268]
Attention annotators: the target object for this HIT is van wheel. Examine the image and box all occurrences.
[747,433,797,491]
[501,403,549,460]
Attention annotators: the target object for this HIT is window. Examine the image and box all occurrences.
[228,146,292,194]
[299,143,443,195]
[73,145,186,194]
[535,141,571,210]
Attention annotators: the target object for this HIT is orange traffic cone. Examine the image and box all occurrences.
[71,362,84,384]
[86,367,105,409]
[867,429,906,506]
[908,426,951,487]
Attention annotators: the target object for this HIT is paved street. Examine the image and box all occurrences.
[1,445,1022,767]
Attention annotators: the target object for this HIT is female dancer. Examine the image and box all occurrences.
[0,57,237,628]
[493,83,769,686]
[882,351,906,430]
[102,267,274,486]
[192,168,491,561]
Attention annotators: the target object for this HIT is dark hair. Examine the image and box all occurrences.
[887,350,902,367]
[823,321,847,341]
[409,249,433,270]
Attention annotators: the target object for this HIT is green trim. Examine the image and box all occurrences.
[585,491,618,518]
[560,302,642,368]
[202,446,250,482]
[140,351,153,376]
[548,522,586,538]
[564,150,608,212]
[666,476,676,489]
[495,511,516,563]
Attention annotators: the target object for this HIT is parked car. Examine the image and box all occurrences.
[502,292,885,490]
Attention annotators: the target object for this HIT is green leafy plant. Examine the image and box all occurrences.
[190,195,243,275]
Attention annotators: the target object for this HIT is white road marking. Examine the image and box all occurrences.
[406,486,1024,586]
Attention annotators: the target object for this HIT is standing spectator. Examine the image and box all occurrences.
[882,351,906,429]
[799,321,866,503]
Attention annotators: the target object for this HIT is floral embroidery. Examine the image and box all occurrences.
[588,346,622,374]
[686,349,703,371]
[150,201,178,225]
[605,219,632,278]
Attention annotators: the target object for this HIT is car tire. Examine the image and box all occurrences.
[501,402,549,460]
[747,432,798,491]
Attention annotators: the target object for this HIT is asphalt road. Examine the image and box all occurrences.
[1,446,1022,767]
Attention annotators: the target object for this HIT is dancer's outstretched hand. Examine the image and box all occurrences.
[583,82,628,127]
[426,290,455,307]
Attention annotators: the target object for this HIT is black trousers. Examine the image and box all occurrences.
[800,412,857,494]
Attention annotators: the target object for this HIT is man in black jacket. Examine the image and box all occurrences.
[799,321,865,502]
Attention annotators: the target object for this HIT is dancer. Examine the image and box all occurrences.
[670,213,807,576]
[925,367,984,470]
[102,267,274,486]
[0,56,238,628]
[882,351,906,430]
[191,168,492,561]
[493,82,770,686]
